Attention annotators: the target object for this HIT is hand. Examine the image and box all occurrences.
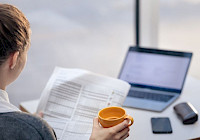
[33,111,43,118]
[90,117,130,140]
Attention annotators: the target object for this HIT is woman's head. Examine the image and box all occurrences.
[0,4,30,65]
[0,4,31,88]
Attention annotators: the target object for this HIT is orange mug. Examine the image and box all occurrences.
[98,106,134,128]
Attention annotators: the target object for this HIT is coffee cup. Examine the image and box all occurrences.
[98,106,134,128]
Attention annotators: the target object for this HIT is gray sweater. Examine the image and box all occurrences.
[0,112,57,140]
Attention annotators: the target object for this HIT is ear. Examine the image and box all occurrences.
[9,51,19,70]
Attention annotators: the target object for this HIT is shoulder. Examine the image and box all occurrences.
[0,112,56,140]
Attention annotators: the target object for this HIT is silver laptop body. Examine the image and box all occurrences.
[119,46,192,112]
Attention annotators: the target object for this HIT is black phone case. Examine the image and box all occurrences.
[151,117,172,134]
[174,102,198,124]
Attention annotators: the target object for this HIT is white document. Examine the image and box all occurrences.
[37,67,130,140]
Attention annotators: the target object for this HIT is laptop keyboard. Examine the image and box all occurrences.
[128,90,174,102]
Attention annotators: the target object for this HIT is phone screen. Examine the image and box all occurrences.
[151,117,172,134]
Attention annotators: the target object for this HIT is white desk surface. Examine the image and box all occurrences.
[20,76,200,140]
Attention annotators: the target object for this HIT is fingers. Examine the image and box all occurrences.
[116,127,129,140]
[120,127,130,137]
[112,119,129,132]
[120,132,129,140]
[93,117,100,127]
[34,111,43,118]
[38,112,43,118]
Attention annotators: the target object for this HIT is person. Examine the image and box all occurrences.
[0,4,130,140]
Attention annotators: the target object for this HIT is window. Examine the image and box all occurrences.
[3,0,135,105]
[159,0,200,79]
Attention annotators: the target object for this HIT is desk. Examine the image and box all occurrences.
[20,76,200,140]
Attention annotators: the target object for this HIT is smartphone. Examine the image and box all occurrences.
[151,117,172,134]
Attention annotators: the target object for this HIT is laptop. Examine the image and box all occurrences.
[119,46,192,112]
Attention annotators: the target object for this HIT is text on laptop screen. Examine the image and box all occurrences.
[120,52,191,90]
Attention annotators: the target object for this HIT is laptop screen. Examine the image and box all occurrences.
[119,47,192,92]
